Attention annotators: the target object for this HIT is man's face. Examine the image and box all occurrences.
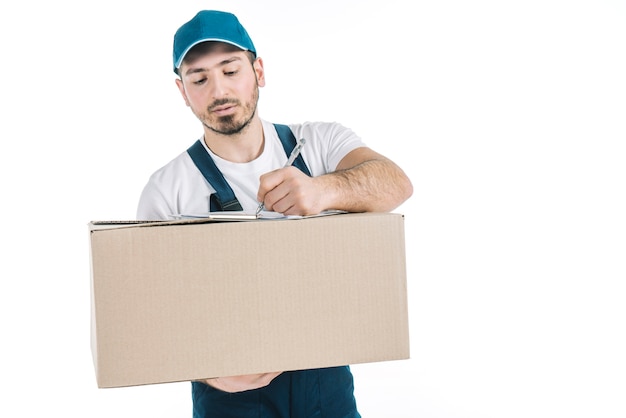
[176,43,265,135]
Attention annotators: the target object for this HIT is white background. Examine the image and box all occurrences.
[1,1,625,417]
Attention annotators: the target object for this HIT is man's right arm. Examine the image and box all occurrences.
[137,180,174,221]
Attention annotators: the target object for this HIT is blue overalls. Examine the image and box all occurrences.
[191,366,360,418]
[186,124,361,417]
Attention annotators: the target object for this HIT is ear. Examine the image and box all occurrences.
[175,78,191,107]
[253,57,266,88]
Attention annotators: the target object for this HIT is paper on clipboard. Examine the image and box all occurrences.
[171,210,348,221]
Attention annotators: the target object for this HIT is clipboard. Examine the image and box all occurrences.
[171,210,348,221]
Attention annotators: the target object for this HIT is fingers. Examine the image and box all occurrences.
[202,372,283,393]
[256,168,284,205]
[257,167,312,215]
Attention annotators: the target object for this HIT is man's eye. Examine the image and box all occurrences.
[193,78,207,85]
[224,70,238,76]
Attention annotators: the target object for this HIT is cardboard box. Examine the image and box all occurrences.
[89,212,409,388]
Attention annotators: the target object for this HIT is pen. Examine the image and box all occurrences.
[256,138,307,215]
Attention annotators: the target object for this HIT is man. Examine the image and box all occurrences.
[138,10,413,418]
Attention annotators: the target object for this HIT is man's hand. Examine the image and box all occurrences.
[201,372,282,393]
[257,167,325,216]
[257,146,413,216]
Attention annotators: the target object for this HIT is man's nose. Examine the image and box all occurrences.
[208,75,228,99]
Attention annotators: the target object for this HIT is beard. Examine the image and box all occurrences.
[199,86,259,136]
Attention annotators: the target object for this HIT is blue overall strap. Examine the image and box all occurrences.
[186,140,243,212]
[273,124,312,176]
[186,124,311,211]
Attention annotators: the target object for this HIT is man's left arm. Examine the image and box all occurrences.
[317,146,413,213]
[258,147,413,216]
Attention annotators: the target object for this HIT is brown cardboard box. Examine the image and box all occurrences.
[89,212,409,388]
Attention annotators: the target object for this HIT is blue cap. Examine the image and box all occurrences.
[173,10,256,74]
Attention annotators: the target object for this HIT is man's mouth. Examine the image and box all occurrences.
[209,101,237,112]
[210,102,238,116]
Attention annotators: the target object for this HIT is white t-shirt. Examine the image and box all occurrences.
[137,119,366,220]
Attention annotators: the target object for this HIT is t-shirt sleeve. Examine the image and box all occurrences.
[136,152,192,221]
[290,122,367,176]
[136,177,174,221]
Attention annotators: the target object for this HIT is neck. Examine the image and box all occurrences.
[203,117,264,163]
